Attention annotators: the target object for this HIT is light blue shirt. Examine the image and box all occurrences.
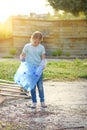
[22,43,45,66]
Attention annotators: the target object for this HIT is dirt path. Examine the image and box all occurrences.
[0,80,87,130]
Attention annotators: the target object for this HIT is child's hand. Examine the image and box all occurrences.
[20,53,26,61]
[40,59,47,69]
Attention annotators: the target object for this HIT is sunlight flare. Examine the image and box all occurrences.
[0,0,54,23]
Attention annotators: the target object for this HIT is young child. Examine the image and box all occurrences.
[20,31,47,109]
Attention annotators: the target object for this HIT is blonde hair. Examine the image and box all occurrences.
[30,31,43,42]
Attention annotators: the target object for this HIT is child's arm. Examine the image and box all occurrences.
[41,54,45,59]
[41,54,47,69]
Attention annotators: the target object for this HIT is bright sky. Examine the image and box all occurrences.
[0,0,53,22]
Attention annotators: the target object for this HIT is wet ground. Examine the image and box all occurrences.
[0,80,87,130]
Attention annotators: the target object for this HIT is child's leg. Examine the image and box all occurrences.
[37,74,45,103]
[30,86,37,103]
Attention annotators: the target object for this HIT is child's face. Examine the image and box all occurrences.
[32,39,41,46]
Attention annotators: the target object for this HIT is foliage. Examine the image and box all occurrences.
[2,55,14,58]
[47,0,87,17]
[44,59,87,80]
[0,22,12,39]
[9,48,17,56]
[65,52,70,57]
[0,30,12,39]
[52,49,62,56]
[0,59,87,81]
[0,60,20,81]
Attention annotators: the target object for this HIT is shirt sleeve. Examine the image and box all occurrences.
[42,46,46,55]
[22,44,28,54]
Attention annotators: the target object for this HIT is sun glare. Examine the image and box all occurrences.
[0,12,9,23]
[0,0,54,23]
[58,10,64,15]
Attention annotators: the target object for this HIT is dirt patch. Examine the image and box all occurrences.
[0,80,87,130]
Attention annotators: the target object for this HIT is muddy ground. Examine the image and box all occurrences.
[0,80,87,130]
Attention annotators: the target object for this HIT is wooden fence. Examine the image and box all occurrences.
[0,17,87,57]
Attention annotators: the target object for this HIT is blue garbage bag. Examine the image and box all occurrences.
[14,60,46,91]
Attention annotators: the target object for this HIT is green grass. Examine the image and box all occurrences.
[2,55,14,58]
[44,59,87,80]
[0,60,20,81]
[0,59,87,81]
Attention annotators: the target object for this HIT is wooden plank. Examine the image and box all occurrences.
[0,83,21,90]
[0,79,16,84]
[0,86,28,96]
[0,79,30,99]
[0,82,20,87]
[0,86,29,96]
[0,88,22,93]
[0,92,29,98]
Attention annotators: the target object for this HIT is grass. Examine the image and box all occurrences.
[0,59,87,81]
[2,55,14,58]
[0,60,20,81]
[44,59,87,81]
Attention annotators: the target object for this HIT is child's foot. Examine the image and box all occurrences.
[31,103,37,109]
[41,102,47,108]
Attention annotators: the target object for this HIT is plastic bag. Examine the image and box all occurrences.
[14,60,46,91]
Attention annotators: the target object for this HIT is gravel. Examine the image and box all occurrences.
[0,80,87,130]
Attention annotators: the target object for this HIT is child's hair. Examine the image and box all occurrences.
[30,31,43,42]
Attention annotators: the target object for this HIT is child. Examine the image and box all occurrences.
[20,31,47,109]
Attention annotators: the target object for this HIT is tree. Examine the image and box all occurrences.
[47,0,87,16]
